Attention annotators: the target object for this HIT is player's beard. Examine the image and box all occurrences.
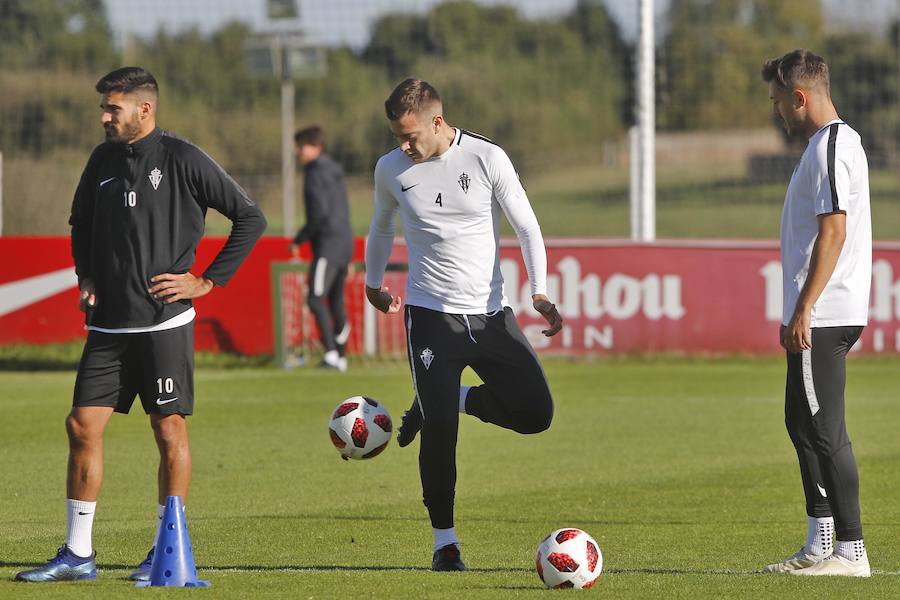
[104,110,142,144]
[780,118,795,136]
[777,110,803,137]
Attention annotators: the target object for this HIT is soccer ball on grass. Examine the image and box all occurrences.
[535,527,603,589]
[328,396,392,460]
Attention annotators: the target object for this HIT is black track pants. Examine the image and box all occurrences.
[784,325,864,541]
[404,305,553,529]
[307,256,349,354]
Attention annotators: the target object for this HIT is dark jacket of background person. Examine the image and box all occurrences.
[292,154,353,265]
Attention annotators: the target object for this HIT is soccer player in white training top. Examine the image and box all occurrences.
[365,78,563,571]
[761,49,872,577]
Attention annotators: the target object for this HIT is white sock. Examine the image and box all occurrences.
[459,386,471,414]
[836,539,866,561]
[806,516,834,556]
[433,527,459,552]
[66,499,96,558]
[323,350,340,366]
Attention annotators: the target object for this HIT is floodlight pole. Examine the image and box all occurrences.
[246,29,325,239]
[280,45,296,239]
[629,126,639,238]
[633,0,656,242]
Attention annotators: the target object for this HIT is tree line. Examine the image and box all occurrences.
[1,0,899,176]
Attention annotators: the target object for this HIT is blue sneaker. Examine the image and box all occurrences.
[127,547,154,582]
[15,545,97,582]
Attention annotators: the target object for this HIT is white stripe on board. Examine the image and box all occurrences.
[0,267,77,317]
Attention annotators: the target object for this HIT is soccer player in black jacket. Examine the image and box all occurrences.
[289,126,353,371]
[16,67,267,583]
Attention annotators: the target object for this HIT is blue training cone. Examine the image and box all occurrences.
[136,495,210,587]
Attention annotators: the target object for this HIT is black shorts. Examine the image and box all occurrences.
[404,304,551,427]
[73,323,194,415]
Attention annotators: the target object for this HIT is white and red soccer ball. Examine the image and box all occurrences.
[535,527,603,589]
[328,396,392,460]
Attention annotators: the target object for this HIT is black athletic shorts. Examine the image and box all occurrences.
[73,323,194,415]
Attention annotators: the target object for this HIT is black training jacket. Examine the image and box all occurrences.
[291,153,353,264]
[69,127,267,329]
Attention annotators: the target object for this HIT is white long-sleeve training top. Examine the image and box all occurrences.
[366,128,547,314]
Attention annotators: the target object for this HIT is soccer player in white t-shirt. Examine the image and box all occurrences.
[761,49,872,577]
[365,78,563,571]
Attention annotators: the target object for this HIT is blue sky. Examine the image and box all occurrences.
[104,0,669,48]
[104,0,895,49]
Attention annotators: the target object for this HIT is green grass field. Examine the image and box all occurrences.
[2,357,899,598]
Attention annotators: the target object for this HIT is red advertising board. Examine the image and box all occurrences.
[503,240,900,354]
[0,236,363,355]
[381,239,900,355]
[1,237,899,355]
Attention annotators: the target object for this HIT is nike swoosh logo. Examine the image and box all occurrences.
[401,184,419,192]
[816,483,828,498]
[0,268,78,318]
[99,177,116,188]
[156,397,178,405]
[77,511,93,516]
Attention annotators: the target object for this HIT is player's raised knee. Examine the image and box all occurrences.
[518,396,553,434]
[524,410,553,434]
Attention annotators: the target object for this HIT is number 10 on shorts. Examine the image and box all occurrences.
[157,377,175,394]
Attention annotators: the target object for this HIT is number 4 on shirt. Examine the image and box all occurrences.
[435,193,442,207]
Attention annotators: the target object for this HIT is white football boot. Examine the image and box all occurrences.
[762,546,828,573]
[789,551,871,577]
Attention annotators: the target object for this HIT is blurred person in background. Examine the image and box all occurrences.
[288,125,353,371]
[15,66,266,583]
[761,49,872,578]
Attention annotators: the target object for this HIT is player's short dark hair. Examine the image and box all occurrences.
[294,125,326,149]
[384,78,442,121]
[95,66,159,98]
[762,49,829,93]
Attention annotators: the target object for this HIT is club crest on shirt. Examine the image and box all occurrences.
[149,167,162,190]
[420,348,434,370]
[458,172,470,194]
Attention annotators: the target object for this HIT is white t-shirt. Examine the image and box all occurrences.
[780,120,872,327]
[366,128,547,314]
